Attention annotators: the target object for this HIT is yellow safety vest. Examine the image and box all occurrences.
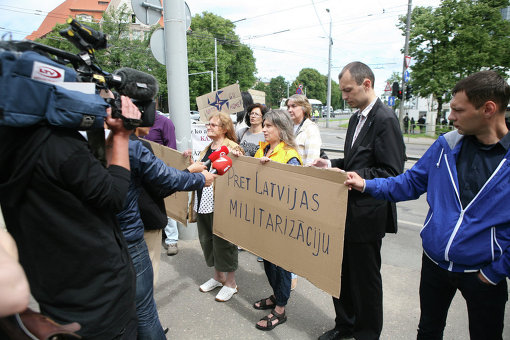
[254,141,302,165]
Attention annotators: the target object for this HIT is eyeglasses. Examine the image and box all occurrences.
[205,122,221,128]
[249,112,262,117]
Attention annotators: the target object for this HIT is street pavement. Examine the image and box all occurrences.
[155,120,509,339]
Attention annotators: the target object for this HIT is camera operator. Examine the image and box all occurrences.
[0,94,141,339]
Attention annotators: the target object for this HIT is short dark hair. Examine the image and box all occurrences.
[452,70,510,113]
[244,103,269,126]
[339,61,375,88]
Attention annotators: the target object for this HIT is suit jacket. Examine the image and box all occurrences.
[331,98,405,242]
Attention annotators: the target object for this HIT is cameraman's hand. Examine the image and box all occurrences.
[106,96,141,136]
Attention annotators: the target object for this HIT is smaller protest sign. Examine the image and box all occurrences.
[196,83,244,122]
[144,140,191,225]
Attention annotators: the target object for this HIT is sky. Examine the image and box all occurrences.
[0,0,441,95]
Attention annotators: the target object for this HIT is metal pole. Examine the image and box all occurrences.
[214,38,218,91]
[287,82,289,98]
[163,0,190,152]
[162,0,195,239]
[399,0,412,131]
[325,9,332,128]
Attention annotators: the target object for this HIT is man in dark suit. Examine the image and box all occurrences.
[313,62,406,340]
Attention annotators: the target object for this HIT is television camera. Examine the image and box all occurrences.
[0,18,157,130]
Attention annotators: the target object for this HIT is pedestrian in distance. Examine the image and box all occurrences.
[403,113,410,134]
[312,61,406,340]
[344,70,510,340]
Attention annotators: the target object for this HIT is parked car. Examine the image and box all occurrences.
[190,110,200,121]
[333,109,342,115]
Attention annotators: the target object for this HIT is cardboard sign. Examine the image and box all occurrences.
[213,156,348,298]
[191,124,212,161]
[143,140,191,225]
[196,83,243,122]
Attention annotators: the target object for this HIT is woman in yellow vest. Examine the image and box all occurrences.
[252,109,302,331]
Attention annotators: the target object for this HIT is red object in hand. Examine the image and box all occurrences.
[211,155,232,175]
[204,145,229,168]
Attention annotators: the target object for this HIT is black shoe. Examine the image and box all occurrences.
[318,328,354,340]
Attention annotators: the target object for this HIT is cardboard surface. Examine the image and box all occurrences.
[247,89,266,104]
[213,156,348,298]
[143,140,191,225]
[191,124,212,161]
[196,84,243,122]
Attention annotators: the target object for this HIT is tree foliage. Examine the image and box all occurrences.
[37,8,257,111]
[400,0,510,122]
[187,12,257,109]
[292,68,327,103]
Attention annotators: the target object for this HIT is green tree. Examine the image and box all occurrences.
[266,76,288,108]
[400,0,510,123]
[292,68,327,103]
[329,78,342,110]
[187,12,257,109]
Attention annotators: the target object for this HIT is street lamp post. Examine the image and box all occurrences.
[326,8,333,128]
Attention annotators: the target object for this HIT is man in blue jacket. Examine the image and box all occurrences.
[344,70,510,340]
[115,134,215,340]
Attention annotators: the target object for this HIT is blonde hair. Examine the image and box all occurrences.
[209,112,237,142]
[286,94,312,119]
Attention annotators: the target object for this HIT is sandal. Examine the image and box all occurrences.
[255,308,287,331]
[253,295,276,310]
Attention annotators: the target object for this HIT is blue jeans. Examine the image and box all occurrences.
[164,217,178,245]
[263,260,291,306]
[127,238,166,340]
[417,254,507,340]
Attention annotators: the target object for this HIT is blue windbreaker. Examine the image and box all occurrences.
[117,139,205,242]
[365,130,510,284]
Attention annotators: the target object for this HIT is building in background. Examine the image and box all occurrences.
[25,0,159,41]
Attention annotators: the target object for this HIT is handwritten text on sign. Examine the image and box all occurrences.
[213,156,348,298]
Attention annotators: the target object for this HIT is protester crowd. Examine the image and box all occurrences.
[1,62,509,340]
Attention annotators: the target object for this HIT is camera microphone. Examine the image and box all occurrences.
[110,67,159,101]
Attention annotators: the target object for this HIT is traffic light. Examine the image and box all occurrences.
[397,89,402,100]
[405,85,413,100]
[392,82,399,97]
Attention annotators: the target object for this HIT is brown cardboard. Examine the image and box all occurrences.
[143,140,191,225]
[213,155,347,298]
[248,89,266,104]
[196,83,243,122]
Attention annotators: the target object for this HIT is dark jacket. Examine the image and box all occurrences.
[133,135,167,230]
[331,98,406,242]
[116,138,205,242]
[0,126,136,340]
